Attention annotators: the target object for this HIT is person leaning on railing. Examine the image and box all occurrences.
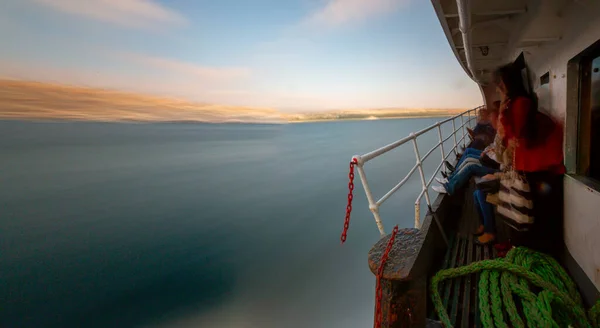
[441,101,501,179]
[432,107,503,196]
[465,105,497,151]
[442,106,504,177]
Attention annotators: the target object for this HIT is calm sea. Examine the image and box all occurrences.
[0,118,457,328]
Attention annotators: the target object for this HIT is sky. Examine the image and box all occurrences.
[0,0,482,112]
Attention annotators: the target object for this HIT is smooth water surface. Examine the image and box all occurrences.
[0,118,458,327]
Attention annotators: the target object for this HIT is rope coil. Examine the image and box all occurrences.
[431,247,600,328]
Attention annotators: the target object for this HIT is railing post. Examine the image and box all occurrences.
[436,122,445,164]
[354,158,386,236]
[414,203,420,229]
[410,133,431,229]
[451,119,458,155]
[461,114,466,148]
[467,110,471,132]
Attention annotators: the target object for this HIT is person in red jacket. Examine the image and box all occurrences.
[487,64,565,256]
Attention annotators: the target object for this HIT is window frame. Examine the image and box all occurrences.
[566,38,600,191]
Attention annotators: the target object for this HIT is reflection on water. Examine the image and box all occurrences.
[0,118,449,328]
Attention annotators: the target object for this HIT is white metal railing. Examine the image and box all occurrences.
[352,106,482,235]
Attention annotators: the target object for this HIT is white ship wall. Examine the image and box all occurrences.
[503,0,600,290]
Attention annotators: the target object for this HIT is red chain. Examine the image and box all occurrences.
[340,158,358,244]
[374,225,399,328]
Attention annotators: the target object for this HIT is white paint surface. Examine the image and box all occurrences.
[498,0,600,290]
[564,176,600,289]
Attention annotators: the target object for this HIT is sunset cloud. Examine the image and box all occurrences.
[0,57,255,107]
[30,0,187,29]
[0,80,284,123]
[305,0,409,27]
[0,79,468,123]
[120,53,251,81]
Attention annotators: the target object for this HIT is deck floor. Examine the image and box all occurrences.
[428,181,509,328]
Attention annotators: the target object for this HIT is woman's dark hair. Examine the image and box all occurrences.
[493,64,529,99]
[493,63,545,147]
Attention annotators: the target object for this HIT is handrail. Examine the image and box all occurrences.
[352,106,482,235]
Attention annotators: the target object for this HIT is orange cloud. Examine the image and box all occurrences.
[0,57,256,107]
[0,79,284,123]
[305,0,409,27]
[0,79,467,123]
[31,0,187,29]
[119,53,251,81]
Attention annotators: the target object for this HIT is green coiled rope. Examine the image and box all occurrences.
[431,247,600,328]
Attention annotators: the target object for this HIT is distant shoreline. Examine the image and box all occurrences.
[0,114,460,125]
[287,114,458,123]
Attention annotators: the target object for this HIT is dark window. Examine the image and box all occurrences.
[587,55,600,180]
[575,47,600,182]
[567,39,600,185]
[540,72,550,85]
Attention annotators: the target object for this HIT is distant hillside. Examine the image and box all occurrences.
[0,80,471,123]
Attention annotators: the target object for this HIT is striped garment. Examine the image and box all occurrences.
[497,170,534,231]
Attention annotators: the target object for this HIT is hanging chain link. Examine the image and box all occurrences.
[374,225,399,328]
[340,158,358,244]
